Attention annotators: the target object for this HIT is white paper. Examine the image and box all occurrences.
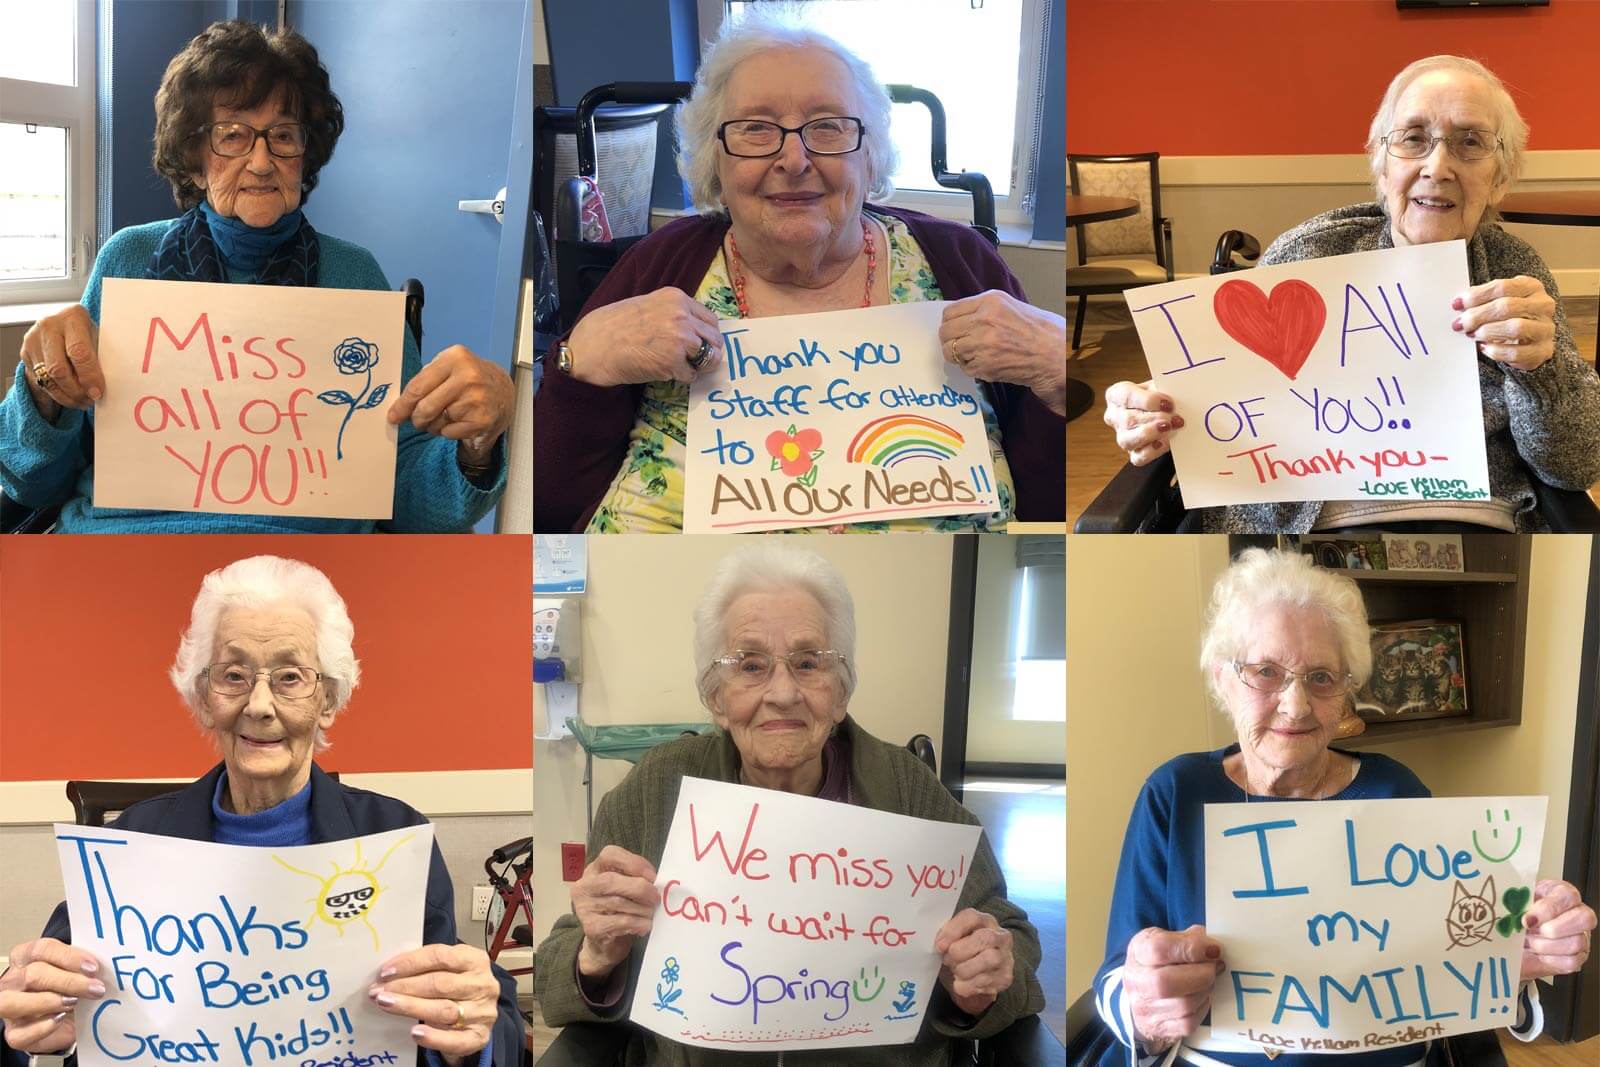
[1125,242,1491,508]
[54,823,434,1067]
[684,303,1000,532]
[629,777,982,1050]
[95,278,404,519]
[1204,796,1546,1054]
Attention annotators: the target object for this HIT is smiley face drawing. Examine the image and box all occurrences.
[1472,808,1524,864]
[275,835,413,950]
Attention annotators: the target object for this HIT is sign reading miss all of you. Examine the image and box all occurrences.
[94,279,404,520]
[1205,796,1546,1055]
[53,824,433,1067]
[1128,241,1491,509]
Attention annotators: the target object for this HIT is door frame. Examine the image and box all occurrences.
[940,535,978,803]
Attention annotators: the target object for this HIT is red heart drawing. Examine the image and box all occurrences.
[1213,278,1327,380]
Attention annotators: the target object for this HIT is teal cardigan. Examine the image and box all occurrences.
[0,219,507,533]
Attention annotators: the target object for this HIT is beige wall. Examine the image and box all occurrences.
[968,535,1066,765]
[532,535,956,940]
[1065,534,1592,1000]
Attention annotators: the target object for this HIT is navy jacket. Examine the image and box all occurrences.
[1,763,524,1067]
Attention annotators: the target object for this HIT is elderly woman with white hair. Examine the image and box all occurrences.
[0,556,524,1067]
[1104,55,1600,533]
[534,545,1045,1064]
[532,13,1067,533]
[1091,549,1595,1067]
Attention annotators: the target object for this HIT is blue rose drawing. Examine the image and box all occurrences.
[316,337,390,460]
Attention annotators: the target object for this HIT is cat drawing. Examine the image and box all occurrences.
[1445,875,1496,948]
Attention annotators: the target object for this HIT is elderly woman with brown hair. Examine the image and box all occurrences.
[1102,55,1600,533]
[0,20,513,532]
[533,12,1067,533]
[534,545,1045,1065]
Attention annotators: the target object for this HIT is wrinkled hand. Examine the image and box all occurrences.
[0,938,105,1053]
[934,908,1015,1017]
[940,291,1067,415]
[19,304,102,423]
[1104,380,1185,465]
[1455,275,1556,372]
[387,344,514,466]
[1520,879,1596,982]
[573,845,661,980]
[369,943,499,1064]
[1123,925,1223,1051]
[566,287,724,387]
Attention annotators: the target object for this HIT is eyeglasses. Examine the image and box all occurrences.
[200,121,307,158]
[1232,661,1352,700]
[1382,127,1501,162]
[204,663,322,698]
[712,649,847,689]
[717,117,865,158]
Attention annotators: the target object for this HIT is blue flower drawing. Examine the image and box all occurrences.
[653,955,686,1017]
[316,337,390,460]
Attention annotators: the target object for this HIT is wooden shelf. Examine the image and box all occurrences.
[1322,569,1519,584]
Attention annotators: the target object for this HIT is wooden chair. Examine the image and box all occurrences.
[1066,152,1174,350]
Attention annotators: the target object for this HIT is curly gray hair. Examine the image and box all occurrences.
[677,9,897,214]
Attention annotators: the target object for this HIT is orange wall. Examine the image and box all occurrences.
[1066,0,1600,156]
[0,537,531,781]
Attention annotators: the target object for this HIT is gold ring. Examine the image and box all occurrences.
[30,362,55,390]
[451,1000,466,1029]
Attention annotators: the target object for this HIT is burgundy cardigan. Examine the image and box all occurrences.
[532,204,1065,531]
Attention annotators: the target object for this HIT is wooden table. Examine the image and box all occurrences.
[1064,196,1140,419]
[1497,191,1600,354]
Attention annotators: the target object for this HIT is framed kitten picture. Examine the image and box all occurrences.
[1382,533,1464,572]
[1355,619,1469,723]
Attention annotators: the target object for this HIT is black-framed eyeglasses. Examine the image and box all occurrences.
[717,116,865,158]
[203,662,322,698]
[711,649,847,689]
[200,121,308,158]
[1231,661,1352,700]
[1381,126,1501,163]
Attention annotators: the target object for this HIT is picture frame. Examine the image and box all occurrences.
[1300,535,1387,571]
[1355,619,1469,723]
[1382,534,1464,572]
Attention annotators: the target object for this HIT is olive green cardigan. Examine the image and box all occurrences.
[533,716,1046,1066]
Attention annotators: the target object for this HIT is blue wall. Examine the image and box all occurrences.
[1033,0,1065,244]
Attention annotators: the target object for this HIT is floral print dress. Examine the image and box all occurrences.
[585,211,1017,533]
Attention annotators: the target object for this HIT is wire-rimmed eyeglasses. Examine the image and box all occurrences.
[1381,127,1501,163]
[200,121,308,159]
[1231,661,1352,700]
[204,663,322,698]
[711,649,847,689]
[717,117,865,158]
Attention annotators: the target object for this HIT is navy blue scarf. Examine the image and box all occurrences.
[148,203,319,285]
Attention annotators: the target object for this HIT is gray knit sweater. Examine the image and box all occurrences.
[1197,202,1600,533]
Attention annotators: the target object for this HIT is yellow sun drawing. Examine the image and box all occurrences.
[274,835,413,951]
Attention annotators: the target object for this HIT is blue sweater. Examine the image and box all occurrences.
[0,219,507,532]
[1093,746,1537,1066]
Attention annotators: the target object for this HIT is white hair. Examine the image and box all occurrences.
[1199,549,1372,710]
[677,6,897,214]
[1366,55,1528,206]
[692,545,858,710]
[170,555,360,752]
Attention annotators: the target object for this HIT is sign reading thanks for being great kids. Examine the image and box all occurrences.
[1126,241,1491,509]
[94,278,405,520]
[684,302,1001,532]
[1204,796,1547,1055]
[54,824,433,1067]
[629,777,982,1051]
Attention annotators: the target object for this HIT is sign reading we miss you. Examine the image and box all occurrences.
[684,302,1000,532]
[1204,796,1546,1055]
[95,279,404,519]
[1127,241,1491,508]
[54,824,433,1067]
[629,778,982,1051]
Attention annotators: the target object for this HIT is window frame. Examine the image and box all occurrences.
[702,0,1047,229]
[0,0,98,305]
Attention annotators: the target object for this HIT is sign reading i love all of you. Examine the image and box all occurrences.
[1125,241,1491,509]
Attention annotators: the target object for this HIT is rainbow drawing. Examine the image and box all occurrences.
[846,414,965,468]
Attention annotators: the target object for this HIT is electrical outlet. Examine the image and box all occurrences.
[561,842,586,881]
[471,884,493,922]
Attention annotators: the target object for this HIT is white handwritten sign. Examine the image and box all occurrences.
[54,823,433,1067]
[629,777,981,1050]
[1204,796,1545,1055]
[1126,242,1490,508]
[95,278,404,519]
[684,302,1000,532]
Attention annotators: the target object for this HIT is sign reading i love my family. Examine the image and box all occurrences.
[1125,241,1491,509]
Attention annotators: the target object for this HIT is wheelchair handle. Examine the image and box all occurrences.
[487,836,533,873]
[574,82,693,177]
[887,84,997,244]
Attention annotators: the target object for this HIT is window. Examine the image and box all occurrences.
[1,0,96,302]
[1010,556,1065,722]
[711,0,1049,228]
